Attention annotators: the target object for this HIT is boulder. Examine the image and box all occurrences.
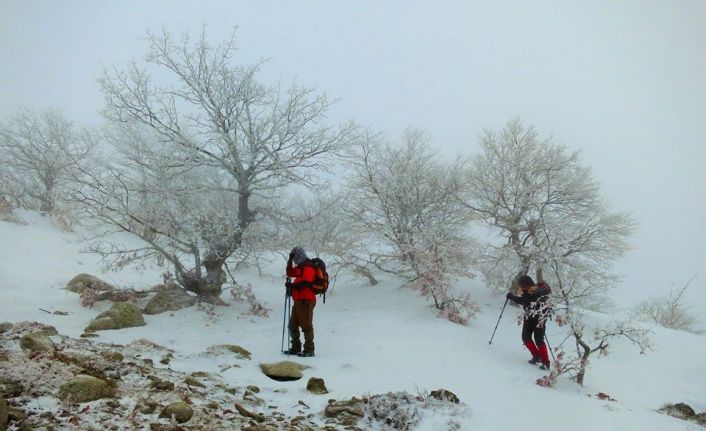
[85,302,145,333]
[58,375,114,403]
[159,401,193,423]
[66,273,115,294]
[20,332,55,354]
[143,289,197,315]
[306,377,328,395]
[259,361,309,382]
[207,344,252,360]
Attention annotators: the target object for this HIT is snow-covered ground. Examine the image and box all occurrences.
[1,211,705,430]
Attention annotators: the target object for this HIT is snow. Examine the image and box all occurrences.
[1,211,705,430]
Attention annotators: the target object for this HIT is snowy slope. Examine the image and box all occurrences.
[1,212,704,430]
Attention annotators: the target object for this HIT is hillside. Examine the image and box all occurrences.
[1,212,704,430]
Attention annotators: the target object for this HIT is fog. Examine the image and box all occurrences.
[1,0,704,317]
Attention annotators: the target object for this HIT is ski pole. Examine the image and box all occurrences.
[545,333,557,362]
[488,297,509,346]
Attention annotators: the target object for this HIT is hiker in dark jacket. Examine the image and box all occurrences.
[506,274,553,369]
[284,246,317,357]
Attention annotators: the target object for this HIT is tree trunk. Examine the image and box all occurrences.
[575,336,591,386]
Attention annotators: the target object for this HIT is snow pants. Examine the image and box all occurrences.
[290,300,315,354]
[522,316,550,365]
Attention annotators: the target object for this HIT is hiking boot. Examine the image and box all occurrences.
[283,349,300,356]
[528,356,541,365]
[539,363,550,370]
[297,351,315,357]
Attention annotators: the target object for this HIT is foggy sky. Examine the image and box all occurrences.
[1,1,705,317]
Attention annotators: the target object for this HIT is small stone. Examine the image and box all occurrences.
[133,398,158,414]
[184,377,206,388]
[246,385,260,394]
[150,380,175,391]
[100,351,124,362]
[159,401,194,423]
[160,353,172,365]
[306,377,328,395]
[66,273,115,294]
[430,388,460,404]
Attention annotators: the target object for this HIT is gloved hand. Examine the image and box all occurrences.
[506,292,513,300]
[285,281,293,289]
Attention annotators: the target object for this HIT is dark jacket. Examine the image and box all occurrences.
[507,282,552,321]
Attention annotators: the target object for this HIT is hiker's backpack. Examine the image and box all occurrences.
[308,257,329,301]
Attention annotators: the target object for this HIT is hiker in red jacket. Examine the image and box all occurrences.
[284,246,317,357]
[506,274,553,370]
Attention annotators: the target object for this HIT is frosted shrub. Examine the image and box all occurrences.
[229,283,270,318]
[633,281,698,331]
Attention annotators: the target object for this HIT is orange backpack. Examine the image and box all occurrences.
[309,257,329,301]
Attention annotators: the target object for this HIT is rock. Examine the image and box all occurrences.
[133,398,158,414]
[19,332,55,354]
[184,377,206,388]
[53,310,70,315]
[259,361,309,382]
[159,401,194,423]
[58,375,114,403]
[206,344,252,360]
[0,378,23,398]
[324,399,365,419]
[100,351,124,362]
[246,385,260,394]
[306,377,328,395]
[235,402,265,422]
[0,322,12,333]
[143,289,197,315]
[205,401,220,410]
[85,302,146,332]
[66,273,115,294]
[150,380,175,391]
[695,413,706,426]
[430,389,460,404]
[160,353,172,365]
[661,402,696,419]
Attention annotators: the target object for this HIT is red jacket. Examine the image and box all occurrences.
[287,262,317,302]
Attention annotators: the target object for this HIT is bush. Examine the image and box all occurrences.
[633,279,698,331]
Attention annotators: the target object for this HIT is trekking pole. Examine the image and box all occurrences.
[545,334,557,362]
[281,286,288,353]
[488,298,509,346]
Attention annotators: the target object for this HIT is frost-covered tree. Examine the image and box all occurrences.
[461,118,644,385]
[0,108,96,214]
[85,28,354,300]
[345,129,478,324]
[461,118,635,305]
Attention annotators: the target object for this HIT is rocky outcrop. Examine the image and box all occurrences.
[259,361,309,381]
[58,375,115,403]
[66,274,115,294]
[306,377,328,394]
[19,332,55,354]
[143,289,197,315]
[159,401,194,423]
[84,302,145,333]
